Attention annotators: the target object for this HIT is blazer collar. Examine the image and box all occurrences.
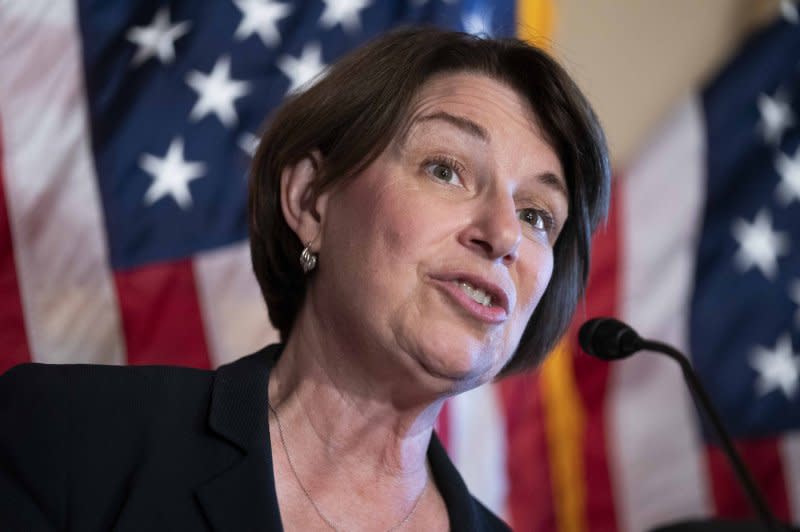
[195,344,285,532]
[206,344,282,450]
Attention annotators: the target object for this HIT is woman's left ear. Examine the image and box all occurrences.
[280,150,330,250]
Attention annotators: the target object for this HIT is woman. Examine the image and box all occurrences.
[0,28,609,531]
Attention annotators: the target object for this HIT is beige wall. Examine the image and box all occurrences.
[552,0,780,168]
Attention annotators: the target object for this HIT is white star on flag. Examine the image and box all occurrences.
[791,280,800,326]
[140,138,206,210]
[731,208,790,280]
[186,56,251,127]
[775,145,800,205]
[462,8,494,37]
[126,6,191,66]
[781,0,799,23]
[319,0,372,34]
[277,42,328,94]
[750,334,800,399]
[233,0,292,47]
[757,90,795,146]
[238,132,260,157]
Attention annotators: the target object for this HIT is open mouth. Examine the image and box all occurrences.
[433,272,510,314]
[455,280,493,307]
[428,272,510,324]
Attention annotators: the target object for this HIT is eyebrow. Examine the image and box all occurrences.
[413,111,569,203]
[538,171,569,204]
[415,111,490,142]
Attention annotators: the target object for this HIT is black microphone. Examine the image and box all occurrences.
[578,317,788,532]
[578,317,644,360]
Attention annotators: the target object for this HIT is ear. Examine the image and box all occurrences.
[280,150,329,250]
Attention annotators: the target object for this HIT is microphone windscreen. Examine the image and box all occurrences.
[578,318,605,356]
[578,317,641,360]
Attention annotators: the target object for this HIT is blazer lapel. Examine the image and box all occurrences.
[194,345,285,532]
[428,432,483,531]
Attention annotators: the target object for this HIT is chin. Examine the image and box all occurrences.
[410,331,504,389]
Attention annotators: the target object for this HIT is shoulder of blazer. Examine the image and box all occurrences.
[0,345,285,531]
[0,344,283,442]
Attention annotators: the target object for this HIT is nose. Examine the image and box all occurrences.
[459,190,521,265]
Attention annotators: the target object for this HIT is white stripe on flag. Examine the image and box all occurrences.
[194,241,277,367]
[612,97,711,532]
[0,2,124,365]
[449,384,508,519]
[782,432,800,522]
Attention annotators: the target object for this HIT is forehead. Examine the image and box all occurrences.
[399,72,565,196]
[405,72,547,144]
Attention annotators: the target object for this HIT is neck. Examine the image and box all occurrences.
[267,289,460,530]
[267,305,451,529]
[270,304,444,481]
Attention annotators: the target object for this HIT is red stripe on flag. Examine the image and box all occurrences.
[0,120,32,374]
[114,259,211,368]
[574,355,618,531]
[707,437,791,522]
[500,373,556,531]
[573,180,621,532]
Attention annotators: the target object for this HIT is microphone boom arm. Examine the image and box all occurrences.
[640,339,782,532]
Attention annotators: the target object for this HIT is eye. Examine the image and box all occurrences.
[431,164,456,182]
[519,208,554,234]
[424,157,464,186]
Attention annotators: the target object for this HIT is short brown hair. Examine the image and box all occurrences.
[249,27,610,375]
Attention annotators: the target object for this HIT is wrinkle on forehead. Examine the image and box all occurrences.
[397,72,548,149]
[393,73,566,199]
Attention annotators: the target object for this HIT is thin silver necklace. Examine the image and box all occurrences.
[267,400,428,532]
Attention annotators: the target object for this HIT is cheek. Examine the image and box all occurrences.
[357,184,441,261]
[517,247,554,317]
[332,180,395,249]
[379,202,418,255]
[331,179,424,285]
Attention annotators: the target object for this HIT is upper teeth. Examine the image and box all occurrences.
[457,281,492,307]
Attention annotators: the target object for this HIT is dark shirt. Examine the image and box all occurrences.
[0,344,509,531]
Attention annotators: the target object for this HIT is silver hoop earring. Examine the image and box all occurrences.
[299,243,317,273]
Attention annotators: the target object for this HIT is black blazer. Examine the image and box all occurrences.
[0,345,509,531]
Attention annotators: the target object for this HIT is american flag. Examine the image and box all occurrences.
[555,12,800,531]
[4,1,800,531]
[0,0,515,371]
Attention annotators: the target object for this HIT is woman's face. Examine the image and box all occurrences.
[312,72,567,391]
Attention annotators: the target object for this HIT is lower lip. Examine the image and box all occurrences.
[433,280,508,324]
